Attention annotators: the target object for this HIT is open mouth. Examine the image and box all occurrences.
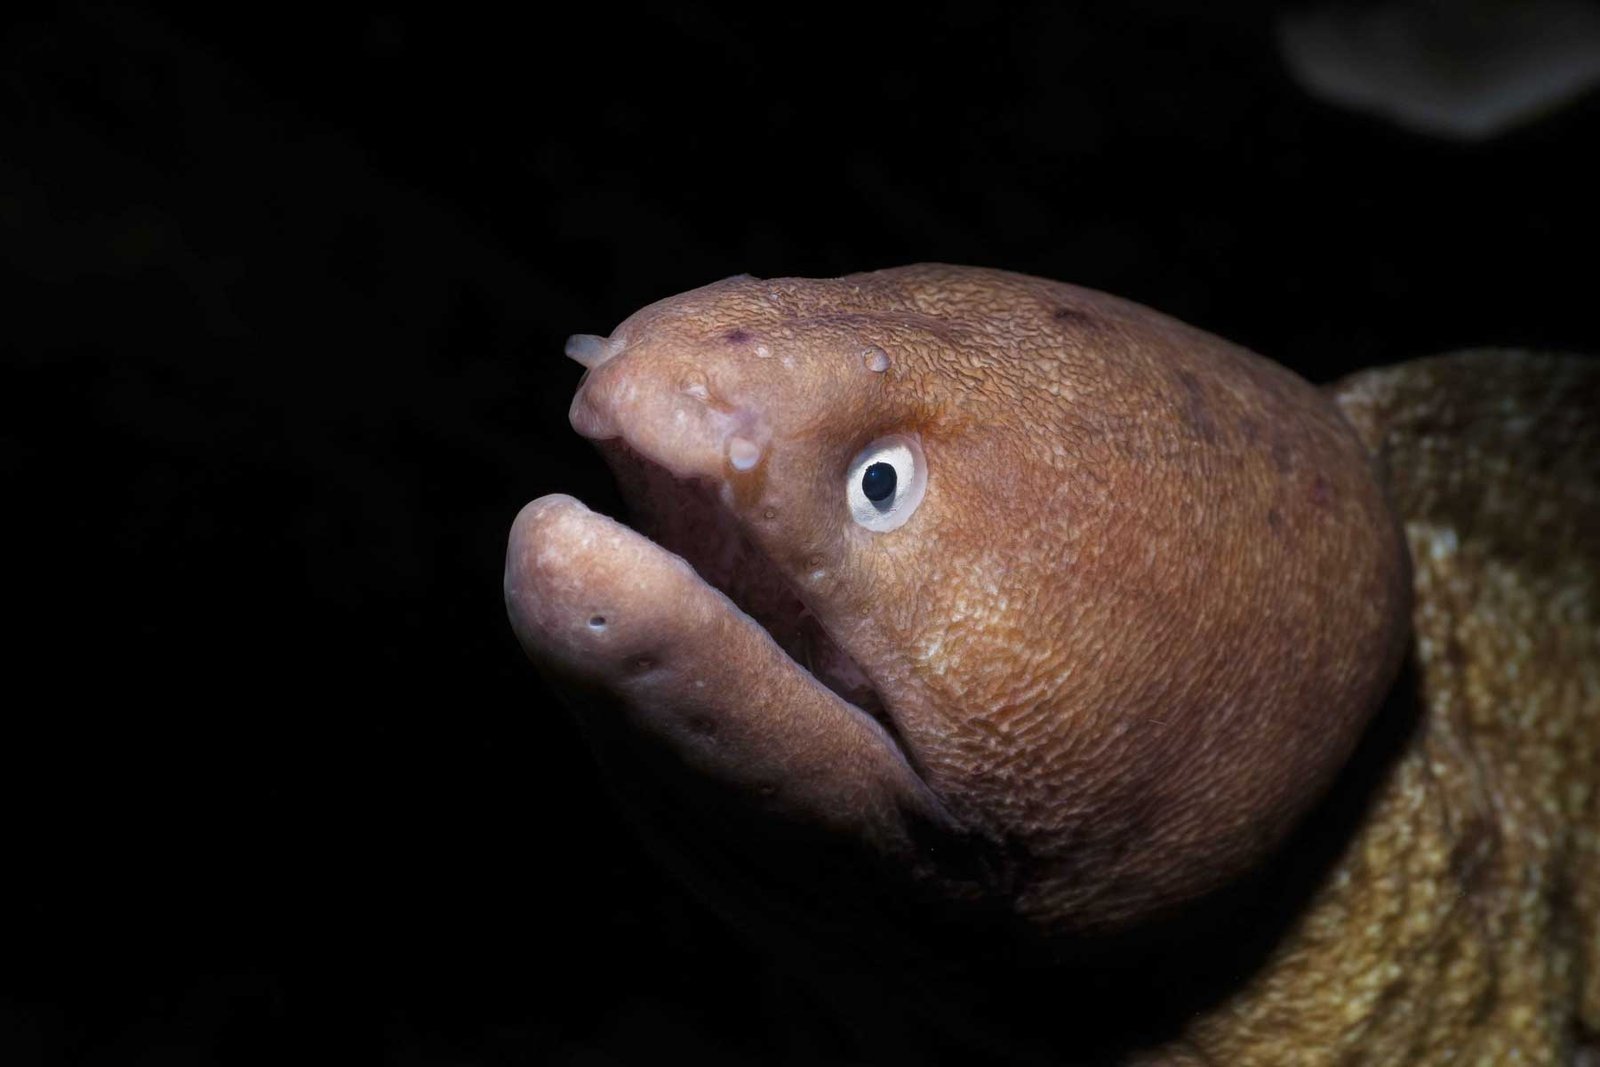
[600,441,890,728]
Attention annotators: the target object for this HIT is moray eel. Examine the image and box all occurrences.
[505,265,1598,1064]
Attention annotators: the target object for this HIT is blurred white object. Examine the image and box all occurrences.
[1278,0,1600,138]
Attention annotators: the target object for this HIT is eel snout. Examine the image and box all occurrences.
[504,493,945,848]
[504,493,696,681]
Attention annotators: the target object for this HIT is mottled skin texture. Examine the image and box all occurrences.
[1158,353,1599,1066]
[505,267,1596,1063]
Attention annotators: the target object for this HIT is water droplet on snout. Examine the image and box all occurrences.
[862,346,890,372]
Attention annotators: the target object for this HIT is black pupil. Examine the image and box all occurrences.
[861,462,897,503]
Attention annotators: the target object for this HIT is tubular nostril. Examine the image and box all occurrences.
[565,333,620,369]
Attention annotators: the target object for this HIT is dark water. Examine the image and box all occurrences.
[4,3,1597,1063]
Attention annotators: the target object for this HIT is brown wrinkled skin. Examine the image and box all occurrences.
[561,266,1407,929]
[1150,352,1600,1066]
[506,268,1596,1064]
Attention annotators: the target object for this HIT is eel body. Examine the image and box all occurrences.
[505,266,1598,1064]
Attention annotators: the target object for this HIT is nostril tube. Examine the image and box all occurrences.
[565,334,620,369]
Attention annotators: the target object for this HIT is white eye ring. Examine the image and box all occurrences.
[845,434,927,532]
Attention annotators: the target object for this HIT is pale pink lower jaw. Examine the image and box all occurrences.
[505,484,890,748]
[505,491,940,851]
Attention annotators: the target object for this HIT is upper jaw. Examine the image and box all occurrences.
[568,343,773,485]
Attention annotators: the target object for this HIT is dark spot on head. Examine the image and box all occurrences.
[1175,370,1218,444]
[1270,436,1294,473]
[1052,305,1094,326]
[724,327,752,345]
[633,656,655,673]
[1309,473,1333,507]
[686,714,717,738]
[588,615,606,629]
[1266,507,1283,533]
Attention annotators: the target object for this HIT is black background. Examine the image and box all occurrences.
[5,2,1598,1063]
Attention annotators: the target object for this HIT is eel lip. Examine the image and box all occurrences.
[508,491,956,885]
[504,488,903,764]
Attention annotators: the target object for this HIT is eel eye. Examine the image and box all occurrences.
[846,434,927,532]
